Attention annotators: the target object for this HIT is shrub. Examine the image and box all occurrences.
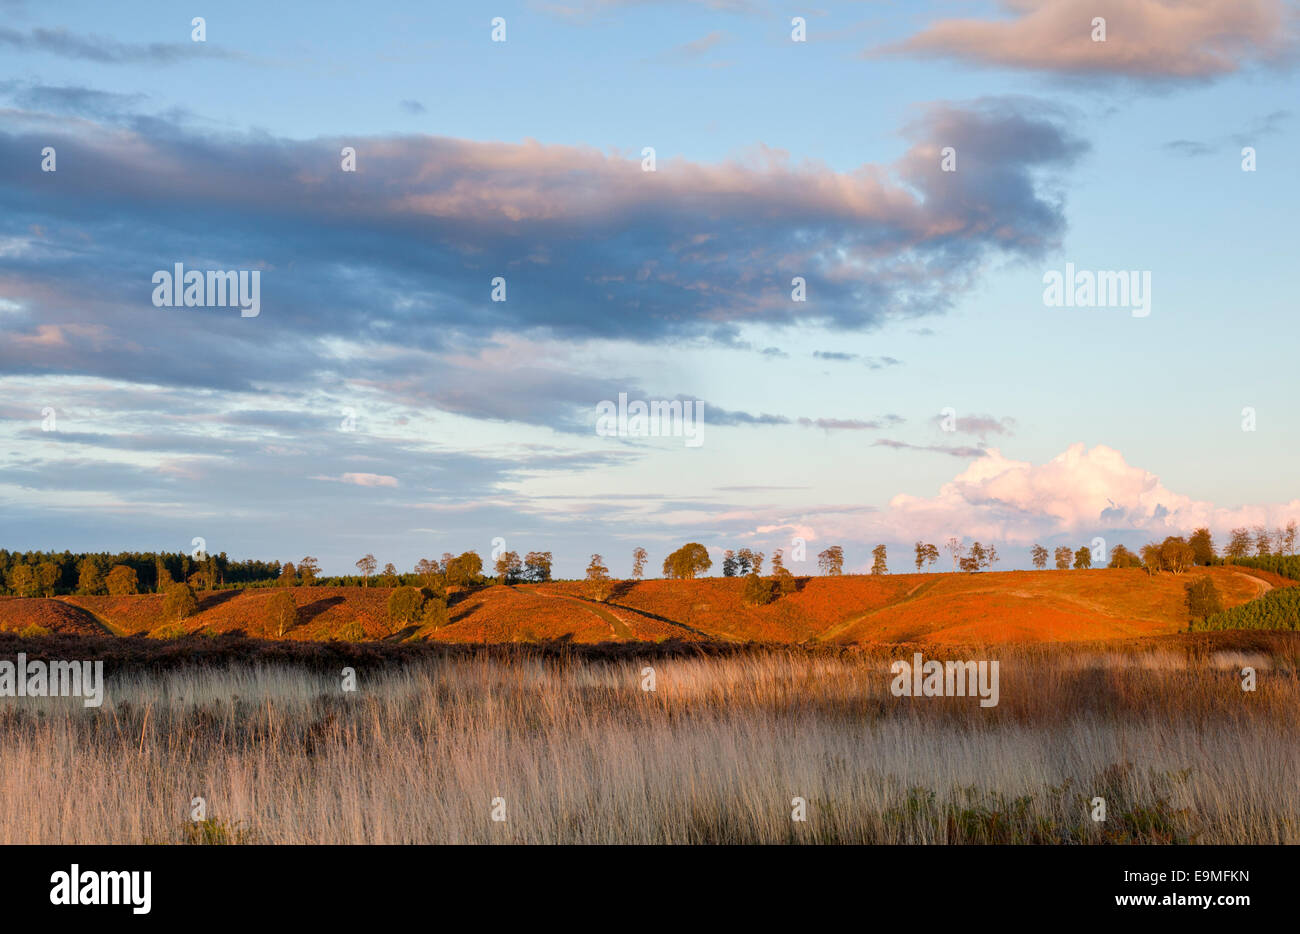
[162,583,198,621]
[775,567,797,596]
[1184,576,1223,624]
[421,597,449,630]
[388,586,426,631]
[267,589,300,638]
[742,572,775,606]
[18,624,51,638]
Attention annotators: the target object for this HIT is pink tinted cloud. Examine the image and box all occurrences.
[875,0,1297,80]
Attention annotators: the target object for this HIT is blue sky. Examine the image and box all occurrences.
[1,0,1298,576]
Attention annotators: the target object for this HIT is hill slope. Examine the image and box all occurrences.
[0,566,1287,645]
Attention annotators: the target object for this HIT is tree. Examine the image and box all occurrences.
[959,554,980,573]
[945,537,962,572]
[914,541,926,572]
[774,566,797,596]
[1031,544,1049,570]
[1054,546,1072,570]
[742,572,775,606]
[969,542,987,570]
[722,550,738,578]
[279,561,297,586]
[923,543,939,570]
[986,545,999,569]
[446,552,483,587]
[268,589,300,638]
[1185,576,1223,623]
[632,547,648,580]
[494,551,522,584]
[36,561,59,596]
[154,556,172,593]
[736,548,763,576]
[1253,526,1273,557]
[105,565,139,596]
[1188,528,1215,566]
[415,558,440,589]
[387,586,426,632]
[1224,528,1252,561]
[1285,520,1298,556]
[871,544,888,575]
[299,556,320,585]
[162,582,198,621]
[77,557,105,595]
[1159,537,1194,574]
[523,551,552,583]
[8,564,37,597]
[356,554,378,586]
[817,546,843,576]
[584,554,612,601]
[771,549,785,574]
[662,543,712,579]
[1107,544,1142,569]
[381,562,398,586]
[1140,542,1162,575]
[1073,546,1092,569]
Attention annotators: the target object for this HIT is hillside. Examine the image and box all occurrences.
[1,566,1289,645]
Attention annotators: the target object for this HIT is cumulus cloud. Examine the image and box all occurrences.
[874,0,1298,82]
[879,443,1300,544]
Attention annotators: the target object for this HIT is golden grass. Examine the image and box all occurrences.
[0,644,1295,844]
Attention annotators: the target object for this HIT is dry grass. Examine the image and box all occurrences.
[0,641,1295,844]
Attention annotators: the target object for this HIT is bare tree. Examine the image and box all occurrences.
[945,537,962,572]
[355,554,377,586]
[632,547,648,579]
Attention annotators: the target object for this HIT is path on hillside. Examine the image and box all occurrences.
[1231,570,1274,599]
[530,589,633,639]
[811,577,942,644]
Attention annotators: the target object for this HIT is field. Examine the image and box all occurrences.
[2,567,1295,846]
[2,565,1290,645]
[0,635,1295,844]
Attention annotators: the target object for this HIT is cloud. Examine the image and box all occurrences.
[813,351,903,368]
[874,0,1298,82]
[0,26,248,65]
[0,95,1087,396]
[878,443,1300,544]
[1164,109,1292,156]
[874,439,987,457]
[399,99,427,115]
[930,412,1017,438]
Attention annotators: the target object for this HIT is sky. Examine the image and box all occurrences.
[1,0,1298,577]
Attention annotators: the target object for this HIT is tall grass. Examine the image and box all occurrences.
[0,646,1295,844]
